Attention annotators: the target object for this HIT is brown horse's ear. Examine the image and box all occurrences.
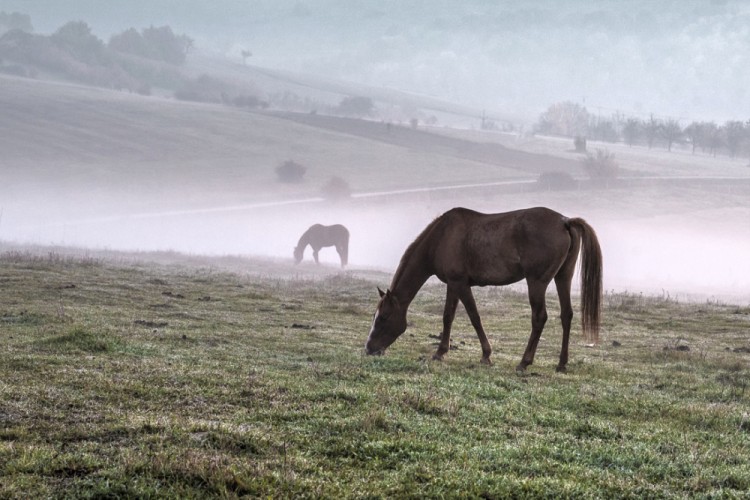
[377,287,385,298]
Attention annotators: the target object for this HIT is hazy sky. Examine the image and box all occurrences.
[3,0,749,123]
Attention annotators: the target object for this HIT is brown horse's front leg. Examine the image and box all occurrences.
[457,286,492,364]
[433,288,459,360]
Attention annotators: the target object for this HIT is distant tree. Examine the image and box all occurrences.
[409,117,419,130]
[0,11,33,33]
[643,114,661,149]
[51,21,106,64]
[683,122,704,154]
[588,118,618,143]
[703,122,722,156]
[535,101,589,137]
[622,118,641,147]
[143,25,192,63]
[109,25,192,64]
[108,28,148,57]
[336,96,374,117]
[723,120,745,158]
[275,160,306,183]
[661,119,682,152]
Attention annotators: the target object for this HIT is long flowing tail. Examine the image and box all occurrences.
[568,218,603,344]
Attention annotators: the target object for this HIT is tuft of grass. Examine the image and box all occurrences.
[37,326,122,353]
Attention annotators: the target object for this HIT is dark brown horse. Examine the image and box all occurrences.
[364,207,602,372]
[294,224,350,268]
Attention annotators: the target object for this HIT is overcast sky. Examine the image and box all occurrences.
[3,0,749,123]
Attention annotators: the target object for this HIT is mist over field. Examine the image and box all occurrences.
[1,0,750,303]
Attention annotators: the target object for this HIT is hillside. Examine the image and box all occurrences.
[2,71,750,301]
[0,73,567,211]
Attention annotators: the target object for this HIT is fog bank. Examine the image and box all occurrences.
[3,197,749,304]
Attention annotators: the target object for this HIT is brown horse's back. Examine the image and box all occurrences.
[431,207,572,287]
[306,224,349,247]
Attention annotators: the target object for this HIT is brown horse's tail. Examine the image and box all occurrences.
[568,218,603,344]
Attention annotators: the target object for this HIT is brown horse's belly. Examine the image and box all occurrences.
[468,266,525,287]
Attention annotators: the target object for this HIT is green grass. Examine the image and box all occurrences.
[1,250,749,498]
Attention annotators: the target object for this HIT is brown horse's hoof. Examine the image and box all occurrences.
[480,357,492,365]
[555,365,567,374]
[515,363,527,372]
[432,352,444,361]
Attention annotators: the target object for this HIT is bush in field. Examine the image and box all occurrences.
[231,94,267,109]
[174,74,228,103]
[537,171,577,191]
[336,96,374,117]
[574,135,587,152]
[321,176,351,200]
[275,160,306,183]
[582,149,619,186]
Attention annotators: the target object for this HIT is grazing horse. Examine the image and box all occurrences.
[364,207,602,372]
[294,224,350,268]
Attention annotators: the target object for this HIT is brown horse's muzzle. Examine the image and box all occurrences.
[364,344,385,356]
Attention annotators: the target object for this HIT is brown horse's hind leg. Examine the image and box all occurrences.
[553,233,580,373]
[554,272,575,373]
[433,287,459,361]
[516,280,548,372]
[456,286,492,364]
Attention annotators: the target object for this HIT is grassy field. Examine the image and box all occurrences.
[1,250,749,498]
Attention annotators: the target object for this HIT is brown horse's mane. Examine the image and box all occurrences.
[390,212,448,291]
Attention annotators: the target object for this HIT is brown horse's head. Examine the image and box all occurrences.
[293,246,303,264]
[365,287,407,355]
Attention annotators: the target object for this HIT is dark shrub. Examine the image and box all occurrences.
[582,149,619,187]
[174,74,226,103]
[537,171,577,191]
[337,96,373,117]
[275,160,306,183]
[574,135,587,152]
[321,176,351,200]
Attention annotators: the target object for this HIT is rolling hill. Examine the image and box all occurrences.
[2,65,749,300]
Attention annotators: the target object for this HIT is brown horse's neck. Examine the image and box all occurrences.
[296,230,311,250]
[389,235,434,308]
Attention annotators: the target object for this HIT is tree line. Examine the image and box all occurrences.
[535,101,750,159]
[0,14,193,93]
